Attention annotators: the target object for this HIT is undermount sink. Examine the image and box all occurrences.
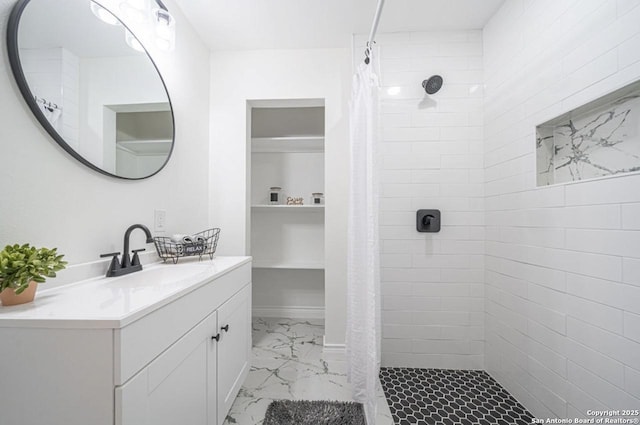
[103,262,211,288]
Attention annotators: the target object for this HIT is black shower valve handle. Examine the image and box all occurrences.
[417,209,441,233]
[422,214,435,226]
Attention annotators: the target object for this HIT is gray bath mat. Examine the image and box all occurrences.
[263,400,366,425]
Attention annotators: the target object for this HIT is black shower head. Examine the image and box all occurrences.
[422,75,443,95]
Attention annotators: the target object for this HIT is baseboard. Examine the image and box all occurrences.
[322,339,346,361]
[252,306,325,319]
[322,337,346,355]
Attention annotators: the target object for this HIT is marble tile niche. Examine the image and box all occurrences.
[537,81,640,186]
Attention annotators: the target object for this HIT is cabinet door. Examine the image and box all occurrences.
[216,284,252,424]
[116,312,218,425]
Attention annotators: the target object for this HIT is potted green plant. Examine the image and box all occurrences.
[0,244,67,306]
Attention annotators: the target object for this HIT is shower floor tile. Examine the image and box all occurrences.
[380,368,534,425]
[223,318,393,425]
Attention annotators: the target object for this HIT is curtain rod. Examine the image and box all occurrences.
[364,0,385,64]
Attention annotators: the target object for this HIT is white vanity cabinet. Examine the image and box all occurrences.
[0,257,252,425]
[116,284,252,425]
[116,311,217,425]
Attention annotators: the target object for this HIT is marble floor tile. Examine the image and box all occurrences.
[224,317,393,425]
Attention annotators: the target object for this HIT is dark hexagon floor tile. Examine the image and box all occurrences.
[380,368,534,425]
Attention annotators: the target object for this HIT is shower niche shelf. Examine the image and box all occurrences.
[249,100,326,319]
[536,79,640,186]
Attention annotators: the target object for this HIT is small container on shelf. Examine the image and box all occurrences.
[311,192,324,205]
[287,197,304,205]
[269,187,282,204]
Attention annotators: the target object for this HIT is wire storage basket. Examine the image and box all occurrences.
[153,228,220,264]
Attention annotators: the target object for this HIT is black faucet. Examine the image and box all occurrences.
[100,224,154,277]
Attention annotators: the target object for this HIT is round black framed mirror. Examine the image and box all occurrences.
[6,0,175,180]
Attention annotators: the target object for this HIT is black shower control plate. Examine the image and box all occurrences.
[417,209,441,232]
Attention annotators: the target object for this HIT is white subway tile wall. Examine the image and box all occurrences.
[19,48,80,149]
[484,0,640,419]
[355,30,485,370]
[61,49,80,150]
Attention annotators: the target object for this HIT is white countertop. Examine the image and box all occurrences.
[0,256,251,329]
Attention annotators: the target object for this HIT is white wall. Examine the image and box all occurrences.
[252,269,325,318]
[21,47,80,150]
[209,48,351,345]
[19,48,63,108]
[19,47,80,148]
[79,55,166,171]
[483,0,640,419]
[61,48,80,149]
[358,31,485,369]
[0,0,210,274]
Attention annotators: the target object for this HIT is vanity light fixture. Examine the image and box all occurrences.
[153,0,175,51]
[125,29,145,52]
[91,0,175,52]
[119,0,150,23]
[90,3,121,26]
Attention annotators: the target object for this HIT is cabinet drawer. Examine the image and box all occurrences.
[114,262,251,384]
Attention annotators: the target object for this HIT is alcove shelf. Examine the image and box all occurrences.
[252,261,325,270]
[251,136,324,153]
[251,205,324,211]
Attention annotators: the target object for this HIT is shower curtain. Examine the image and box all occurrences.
[346,49,381,425]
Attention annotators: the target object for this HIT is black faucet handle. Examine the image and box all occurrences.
[100,252,121,277]
[131,248,146,267]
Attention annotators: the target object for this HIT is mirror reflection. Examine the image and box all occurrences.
[13,0,174,179]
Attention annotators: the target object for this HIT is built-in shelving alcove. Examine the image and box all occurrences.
[248,99,326,319]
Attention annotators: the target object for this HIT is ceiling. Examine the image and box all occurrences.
[174,0,505,51]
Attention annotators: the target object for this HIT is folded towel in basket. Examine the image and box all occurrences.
[171,234,194,244]
[171,234,209,248]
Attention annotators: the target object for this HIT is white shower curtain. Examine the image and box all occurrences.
[346,49,381,425]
